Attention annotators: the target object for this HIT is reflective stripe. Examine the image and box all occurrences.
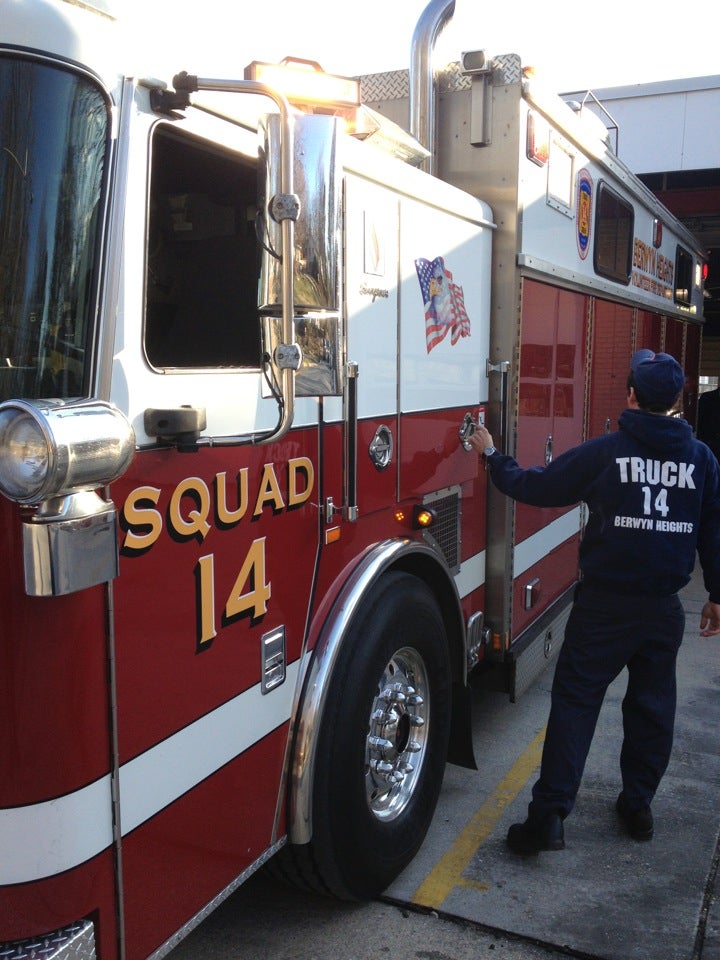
[454,509,581,601]
[0,776,113,885]
[0,659,302,885]
[120,658,300,834]
[455,550,485,598]
[513,507,582,578]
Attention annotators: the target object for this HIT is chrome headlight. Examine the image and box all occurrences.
[0,400,135,505]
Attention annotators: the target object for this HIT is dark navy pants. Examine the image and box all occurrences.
[529,585,685,820]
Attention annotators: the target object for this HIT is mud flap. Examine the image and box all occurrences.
[447,680,478,769]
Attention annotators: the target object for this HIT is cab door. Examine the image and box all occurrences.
[108,107,322,960]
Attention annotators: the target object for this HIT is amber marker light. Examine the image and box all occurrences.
[325,526,341,545]
[412,505,436,530]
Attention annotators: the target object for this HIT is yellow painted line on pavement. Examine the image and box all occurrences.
[411,727,546,910]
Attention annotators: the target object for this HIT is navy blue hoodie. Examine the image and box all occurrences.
[487,409,720,600]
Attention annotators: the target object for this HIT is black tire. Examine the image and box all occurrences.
[275,570,452,900]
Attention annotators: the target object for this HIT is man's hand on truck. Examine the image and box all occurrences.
[468,424,494,455]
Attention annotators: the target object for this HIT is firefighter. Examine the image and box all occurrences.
[469,350,720,855]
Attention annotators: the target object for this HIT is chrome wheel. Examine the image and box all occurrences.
[279,571,450,899]
[365,646,429,821]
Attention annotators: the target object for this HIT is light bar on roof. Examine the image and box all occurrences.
[245,58,360,108]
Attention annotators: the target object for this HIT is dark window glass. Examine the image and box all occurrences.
[593,181,634,285]
[0,57,108,401]
[675,246,693,306]
[145,126,261,368]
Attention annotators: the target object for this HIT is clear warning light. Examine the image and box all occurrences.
[245,59,360,108]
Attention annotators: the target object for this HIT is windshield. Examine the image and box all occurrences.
[0,56,109,402]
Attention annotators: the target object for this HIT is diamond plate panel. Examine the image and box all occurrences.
[437,61,471,93]
[512,601,571,701]
[359,70,409,103]
[360,54,524,105]
[492,53,523,86]
[0,921,95,960]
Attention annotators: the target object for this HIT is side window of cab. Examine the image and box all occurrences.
[144,125,261,369]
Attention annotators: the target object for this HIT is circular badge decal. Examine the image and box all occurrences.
[576,170,593,260]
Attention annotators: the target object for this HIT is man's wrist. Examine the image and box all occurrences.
[483,445,496,458]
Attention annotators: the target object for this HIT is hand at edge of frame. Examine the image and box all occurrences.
[699,601,720,636]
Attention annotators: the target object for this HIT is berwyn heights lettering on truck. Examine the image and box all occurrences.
[632,237,674,299]
[121,457,315,646]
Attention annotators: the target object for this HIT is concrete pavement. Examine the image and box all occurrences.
[169,565,720,960]
[384,563,720,959]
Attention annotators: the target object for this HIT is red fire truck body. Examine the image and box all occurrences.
[0,1,706,959]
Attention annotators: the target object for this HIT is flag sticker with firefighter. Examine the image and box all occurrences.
[415,256,471,353]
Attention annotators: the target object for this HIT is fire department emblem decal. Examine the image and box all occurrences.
[576,169,593,260]
[415,256,471,353]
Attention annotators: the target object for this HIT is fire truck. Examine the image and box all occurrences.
[0,0,706,958]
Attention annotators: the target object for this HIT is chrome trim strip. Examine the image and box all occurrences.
[147,839,285,960]
[0,919,96,960]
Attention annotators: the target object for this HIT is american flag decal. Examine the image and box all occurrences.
[415,256,471,353]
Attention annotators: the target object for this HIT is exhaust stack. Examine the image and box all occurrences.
[409,0,455,173]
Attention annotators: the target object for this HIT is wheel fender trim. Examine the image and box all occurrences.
[288,537,462,845]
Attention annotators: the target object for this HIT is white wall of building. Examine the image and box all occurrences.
[563,75,720,175]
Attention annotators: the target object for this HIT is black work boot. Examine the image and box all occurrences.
[616,794,653,841]
[506,812,565,855]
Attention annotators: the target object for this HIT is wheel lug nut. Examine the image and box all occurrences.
[372,760,394,775]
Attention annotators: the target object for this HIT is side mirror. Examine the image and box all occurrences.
[258,114,344,396]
